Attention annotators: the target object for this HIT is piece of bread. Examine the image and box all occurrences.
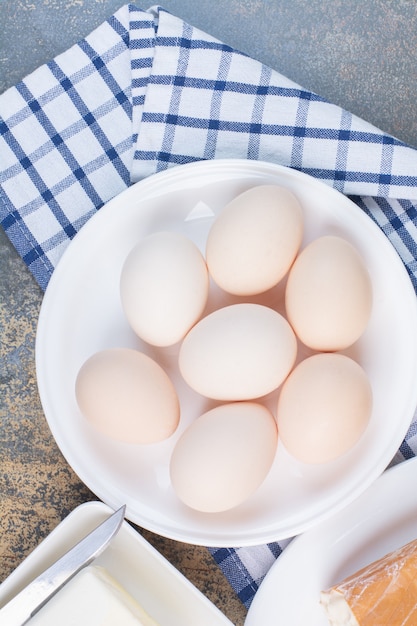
[320,537,417,625]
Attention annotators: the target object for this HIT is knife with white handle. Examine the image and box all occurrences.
[0,504,126,626]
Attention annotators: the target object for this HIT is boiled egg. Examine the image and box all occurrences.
[206,184,303,295]
[285,235,372,351]
[75,348,180,444]
[277,352,372,464]
[120,231,209,347]
[178,303,297,400]
[170,402,278,512]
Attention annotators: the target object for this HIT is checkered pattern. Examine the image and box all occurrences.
[2,3,417,609]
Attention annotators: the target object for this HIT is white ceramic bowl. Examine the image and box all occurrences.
[36,159,417,546]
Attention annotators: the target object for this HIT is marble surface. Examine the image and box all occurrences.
[1,2,417,625]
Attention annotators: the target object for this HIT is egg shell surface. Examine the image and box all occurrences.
[75,348,180,444]
[120,231,209,347]
[205,184,304,295]
[285,235,373,351]
[277,353,373,464]
[170,402,278,512]
[178,303,297,401]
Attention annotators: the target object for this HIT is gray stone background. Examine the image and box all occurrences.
[1,1,416,147]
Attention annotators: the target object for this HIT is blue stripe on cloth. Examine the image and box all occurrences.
[156,20,194,172]
[247,64,272,160]
[290,83,311,169]
[351,195,417,290]
[0,192,54,290]
[157,35,238,56]
[333,109,353,192]
[135,131,417,190]
[267,541,285,559]
[203,47,233,159]
[398,422,417,459]
[106,10,130,45]
[208,542,286,609]
[133,149,199,166]
[378,133,395,197]
[0,31,129,132]
[139,110,414,148]
[1,135,132,223]
[54,46,131,185]
[300,167,417,188]
[208,547,261,608]
[17,80,106,207]
[0,3,134,287]
[149,74,329,102]
[132,58,153,71]
[2,86,84,235]
[129,7,155,182]
[400,439,416,460]
[130,36,155,51]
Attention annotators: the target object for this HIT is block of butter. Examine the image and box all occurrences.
[320,537,417,626]
[29,565,159,625]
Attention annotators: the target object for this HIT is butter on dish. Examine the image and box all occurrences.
[29,565,159,625]
[320,538,417,625]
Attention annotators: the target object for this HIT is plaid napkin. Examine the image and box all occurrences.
[2,3,417,609]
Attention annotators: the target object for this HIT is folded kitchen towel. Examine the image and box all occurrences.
[2,3,417,609]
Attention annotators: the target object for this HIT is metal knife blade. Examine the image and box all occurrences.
[0,504,126,626]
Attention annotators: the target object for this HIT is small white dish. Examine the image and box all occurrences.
[245,456,417,625]
[0,501,233,625]
[35,158,417,546]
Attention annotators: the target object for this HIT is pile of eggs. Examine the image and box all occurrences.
[75,184,373,513]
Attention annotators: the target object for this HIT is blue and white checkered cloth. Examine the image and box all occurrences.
[2,3,417,610]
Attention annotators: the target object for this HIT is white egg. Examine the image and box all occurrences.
[120,231,209,347]
[277,353,372,464]
[285,235,373,351]
[178,303,297,400]
[170,402,278,512]
[206,184,303,295]
[75,348,180,444]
